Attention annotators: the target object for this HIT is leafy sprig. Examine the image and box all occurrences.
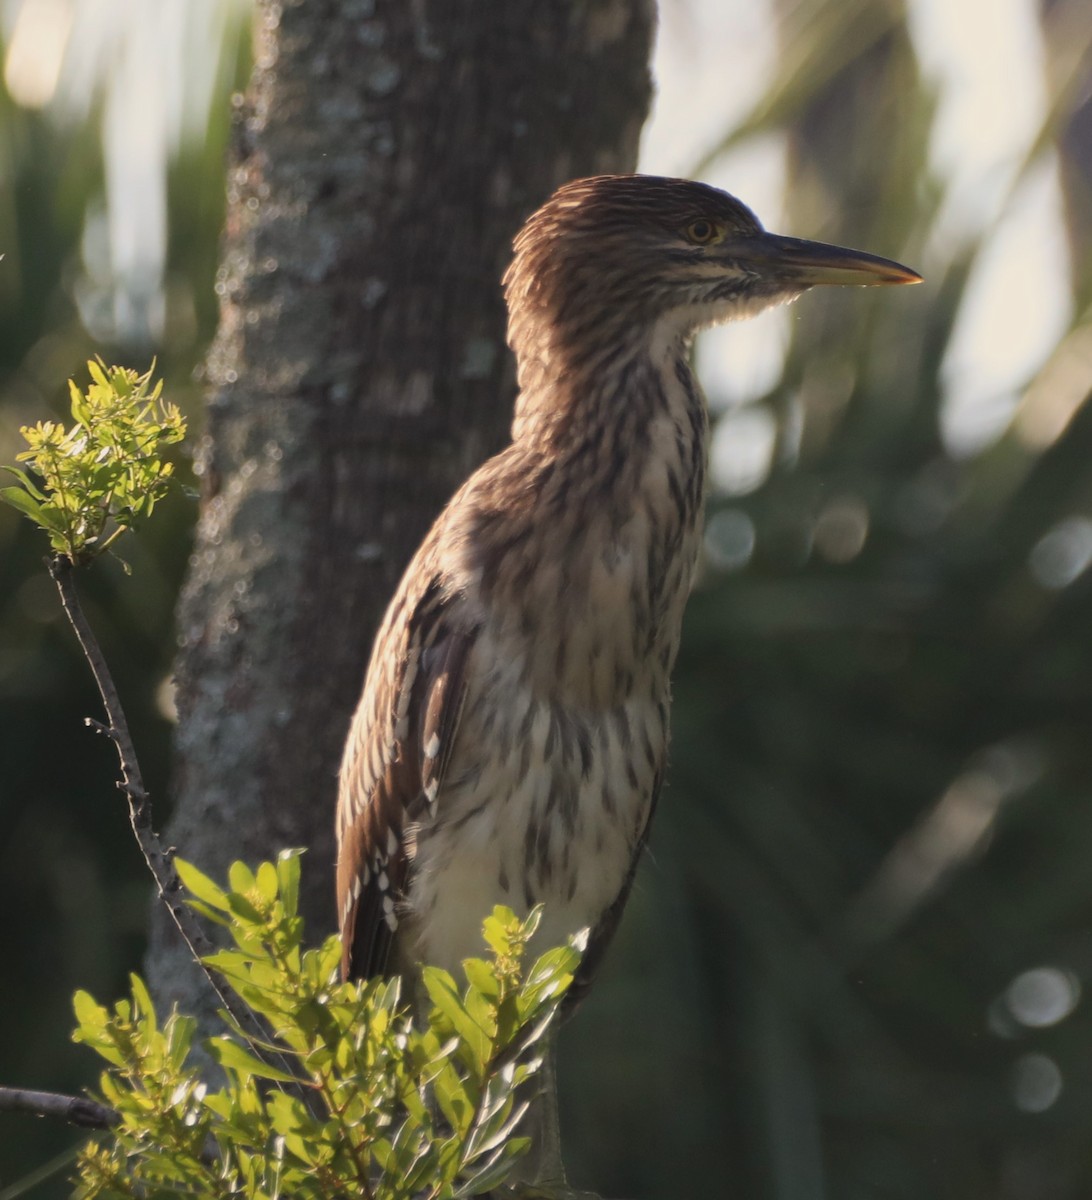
[1,359,185,563]
[71,851,584,1200]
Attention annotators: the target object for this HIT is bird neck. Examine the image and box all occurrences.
[511,316,704,459]
[467,325,709,706]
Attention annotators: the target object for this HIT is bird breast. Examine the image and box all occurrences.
[402,348,709,971]
[461,404,707,707]
[405,662,667,974]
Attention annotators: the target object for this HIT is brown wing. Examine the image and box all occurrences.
[336,574,474,980]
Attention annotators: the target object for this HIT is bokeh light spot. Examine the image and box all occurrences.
[1005,967,1080,1028]
[814,495,869,564]
[1028,516,1092,590]
[710,405,777,495]
[705,508,756,572]
[1010,1053,1063,1113]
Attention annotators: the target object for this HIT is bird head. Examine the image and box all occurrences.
[504,174,920,375]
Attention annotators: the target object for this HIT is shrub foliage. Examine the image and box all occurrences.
[72,851,583,1199]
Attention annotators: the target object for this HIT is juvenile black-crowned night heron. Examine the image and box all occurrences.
[336,174,920,1195]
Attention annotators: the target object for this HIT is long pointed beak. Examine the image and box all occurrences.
[733,232,922,287]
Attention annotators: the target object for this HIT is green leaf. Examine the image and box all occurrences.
[207,1038,302,1085]
[1,464,47,501]
[267,1089,317,1139]
[465,1096,529,1161]
[226,890,264,922]
[165,1013,196,1071]
[276,849,302,917]
[520,944,580,1010]
[0,485,47,524]
[175,858,229,911]
[87,359,110,390]
[72,989,109,1034]
[184,898,232,928]
[228,860,257,895]
[464,984,498,1044]
[255,860,279,902]
[370,1135,393,1171]
[461,957,501,1000]
[454,1139,530,1197]
[422,967,492,1075]
[481,909,517,959]
[128,973,157,1026]
[202,949,258,983]
[431,1059,474,1136]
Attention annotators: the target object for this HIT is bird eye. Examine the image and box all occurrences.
[684,219,721,245]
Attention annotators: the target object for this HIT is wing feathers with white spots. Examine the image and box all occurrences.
[336,575,474,981]
[420,633,470,814]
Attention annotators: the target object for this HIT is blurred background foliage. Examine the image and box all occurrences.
[2,0,1092,1198]
[0,0,249,1189]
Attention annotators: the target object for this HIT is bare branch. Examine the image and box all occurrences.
[0,1085,118,1130]
[47,554,296,1077]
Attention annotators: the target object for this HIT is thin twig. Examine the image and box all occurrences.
[0,1087,227,1179]
[0,1085,118,1130]
[46,554,297,1078]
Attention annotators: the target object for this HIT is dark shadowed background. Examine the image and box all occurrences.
[2,1,1092,1197]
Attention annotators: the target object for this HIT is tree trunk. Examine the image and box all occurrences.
[148,0,654,1021]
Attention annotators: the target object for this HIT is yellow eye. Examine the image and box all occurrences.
[685,219,722,245]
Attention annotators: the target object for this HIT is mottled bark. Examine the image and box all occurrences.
[147,0,654,1024]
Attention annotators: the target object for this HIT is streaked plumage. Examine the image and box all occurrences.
[335,174,919,1004]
